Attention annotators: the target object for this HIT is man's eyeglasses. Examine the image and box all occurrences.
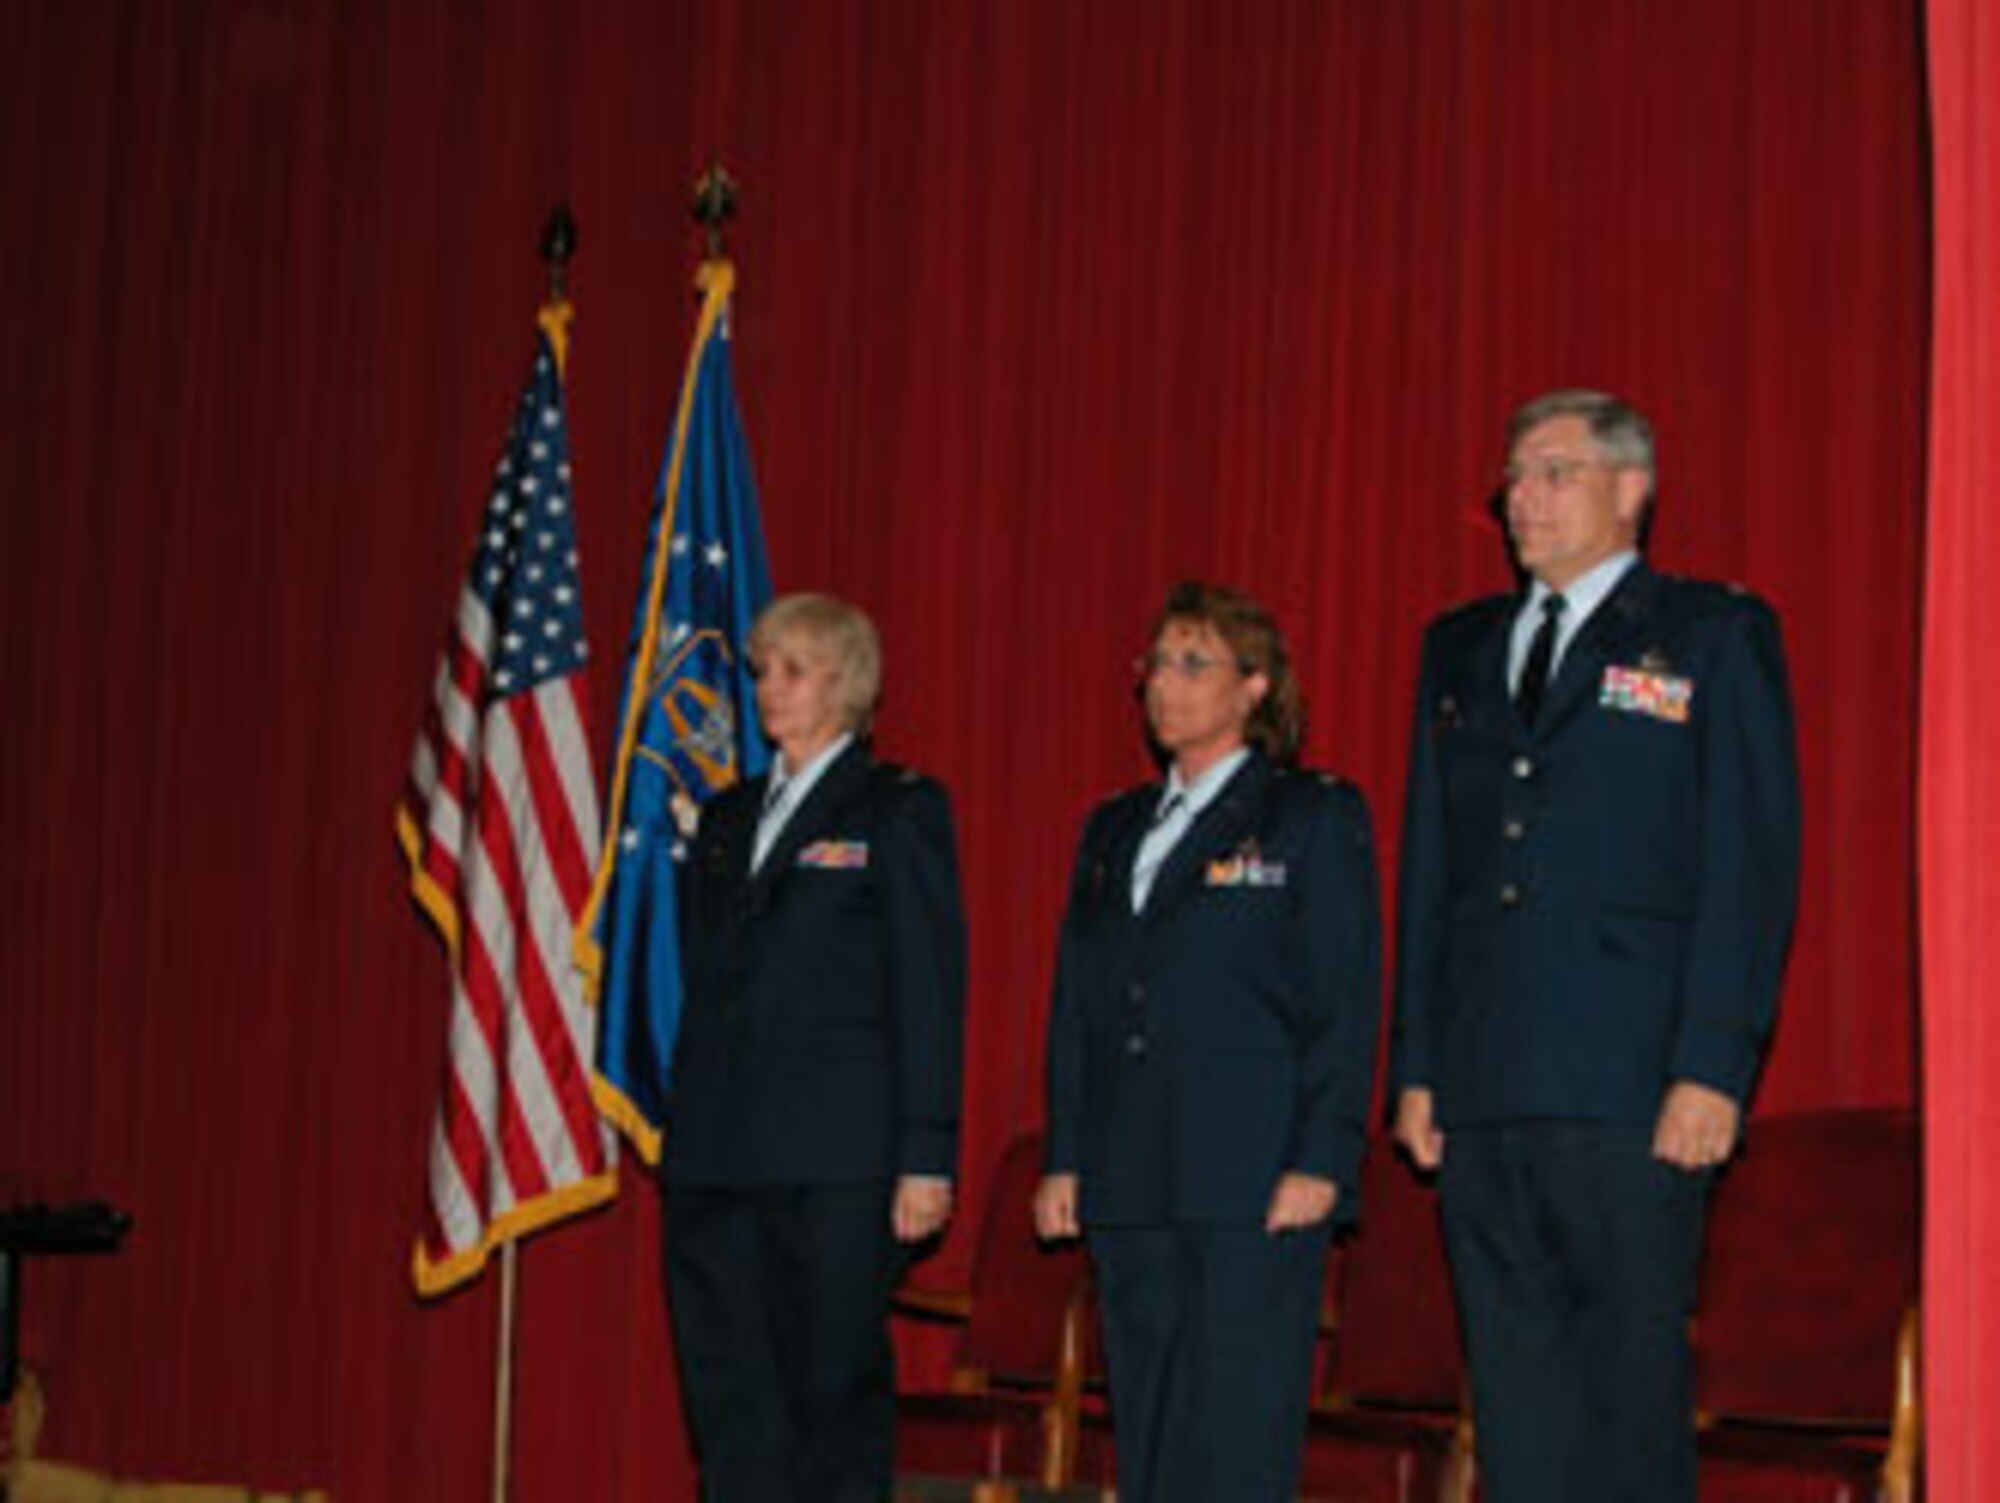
[1503,456,1610,491]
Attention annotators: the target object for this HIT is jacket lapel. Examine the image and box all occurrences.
[720,776,763,881]
[751,740,871,894]
[1099,792,1155,913]
[1467,608,1515,729]
[1533,562,1662,737]
[1141,753,1271,922]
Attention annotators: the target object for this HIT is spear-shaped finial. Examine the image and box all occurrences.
[541,201,578,301]
[691,162,738,259]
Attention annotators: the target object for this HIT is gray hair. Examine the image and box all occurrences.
[749,593,884,735]
[1508,388,1657,503]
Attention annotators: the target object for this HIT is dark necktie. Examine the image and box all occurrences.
[1515,593,1567,727]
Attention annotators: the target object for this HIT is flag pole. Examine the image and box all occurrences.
[482,201,580,1503]
[492,1239,519,1503]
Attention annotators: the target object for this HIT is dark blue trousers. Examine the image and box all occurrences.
[664,1181,902,1503]
[1088,1218,1330,1503]
[1439,1122,1710,1503]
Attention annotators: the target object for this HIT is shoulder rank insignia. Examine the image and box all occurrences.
[1600,664,1693,724]
[798,839,870,870]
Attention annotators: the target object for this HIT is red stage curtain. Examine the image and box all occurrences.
[0,1,1925,1496]
[1922,0,2000,1495]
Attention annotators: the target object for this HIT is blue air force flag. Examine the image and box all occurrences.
[577,260,773,1163]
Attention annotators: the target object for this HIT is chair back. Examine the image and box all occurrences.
[1696,1108,1919,1424]
[1327,1141,1464,1410]
[958,1132,1088,1383]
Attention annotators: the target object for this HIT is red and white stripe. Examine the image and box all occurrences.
[401,586,614,1295]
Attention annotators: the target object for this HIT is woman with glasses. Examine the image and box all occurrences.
[1033,580,1382,1501]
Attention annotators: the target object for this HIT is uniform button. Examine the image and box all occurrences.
[1502,818,1526,841]
[1499,882,1522,909]
[1512,755,1535,780]
[1127,982,1146,1004]
[1125,1034,1148,1058]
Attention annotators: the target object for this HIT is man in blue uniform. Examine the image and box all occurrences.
[1391,390,1801,1502]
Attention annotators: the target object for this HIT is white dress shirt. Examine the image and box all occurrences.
[751,732,853,873]
[1131,745,1250,912]
[1508,550,1639,693]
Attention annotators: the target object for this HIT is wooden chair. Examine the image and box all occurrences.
[1299,1141,1474,1503]
[894,1132,1091,1500]
[1693,1107,1921,1502]
[1055,1282,1117,1492]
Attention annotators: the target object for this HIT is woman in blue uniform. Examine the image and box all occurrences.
[663,592,966,1502]
[1034,581,1381,1502]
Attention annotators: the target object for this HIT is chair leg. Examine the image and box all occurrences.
[1040,1286,1087,1490]
[1441,1410,1477,1503]
[3,1369,43,1476]
[1881,1305,1921,1503]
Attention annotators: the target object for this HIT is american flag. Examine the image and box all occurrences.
[398,303,616,1297]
